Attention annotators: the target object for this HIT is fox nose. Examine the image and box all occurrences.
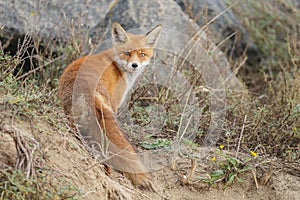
[131,63,138,68]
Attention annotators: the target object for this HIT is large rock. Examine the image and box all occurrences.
[0,0,245,104]
[0,0,111,51]
[90,0,242,87]
[174,0,261,66]
[0,0,244,92]
[91,1,196,34]
[0,0,111,73]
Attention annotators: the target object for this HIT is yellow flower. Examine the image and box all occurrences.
[219,144,224,149]
[211,157,216,161]
[250,151,257,157]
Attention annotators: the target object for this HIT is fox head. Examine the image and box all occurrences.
[112,22,162,73]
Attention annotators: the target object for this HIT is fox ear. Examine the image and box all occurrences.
[145,24,162,48]
[112,22,128,45]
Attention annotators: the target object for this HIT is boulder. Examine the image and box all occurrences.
[90,0,242,87]
[0,0,111,74]
[174,0,261,65]
[0,0,110,51]
[0,0,245,103]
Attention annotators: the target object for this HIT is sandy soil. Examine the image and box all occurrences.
[1,117,299,200]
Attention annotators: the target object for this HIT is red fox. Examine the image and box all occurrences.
[58,22,162,189]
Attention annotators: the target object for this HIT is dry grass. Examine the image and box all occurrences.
[0,0,299,198]
[0,31,132,199]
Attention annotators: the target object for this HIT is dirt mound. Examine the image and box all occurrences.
[1,115,299,200]
[0,116,130,199]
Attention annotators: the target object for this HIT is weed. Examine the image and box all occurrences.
[0,0,299,195]
[0,168,80,200]
[200,147,253,187]
[141,138,172,150]
[226,0,300,88]
[0,22,83,199]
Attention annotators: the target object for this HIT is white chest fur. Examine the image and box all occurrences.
[120,69,143,106]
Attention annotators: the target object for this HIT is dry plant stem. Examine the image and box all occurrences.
[10,120,37,178]
[129,187,152,200]
[128,83,155,110]
[81,190,97,198]
[177,0,240,71]
[170,157,176,171]
[251,169,259,189]
[235,115,247,158]
[260,166,272,186]
[223,56,247,86]
[85,160,103,172]
[212,31,236,53]
[15,55,64,81]
[186,159,196,184]
[177,88,193,142]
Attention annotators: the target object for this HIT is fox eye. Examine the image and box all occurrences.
[140,53,145,57]
[124,51,130,56]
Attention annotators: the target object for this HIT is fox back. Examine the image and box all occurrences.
[58,23,162,189]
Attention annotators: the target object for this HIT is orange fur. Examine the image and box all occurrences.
[58,23,161,189]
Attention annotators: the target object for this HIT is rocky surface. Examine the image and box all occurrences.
[0,0,244,90]
[1,0,259,66]
[0,0,111,72]
[0,0,110,40]
[175,0,260,65]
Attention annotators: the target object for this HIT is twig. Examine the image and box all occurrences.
[235,115,247,158]
[251,169,259,189]
[15,55,64,81]
[185,159,196,184]
[177,0,241,71]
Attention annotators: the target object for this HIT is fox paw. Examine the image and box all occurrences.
[125,172,154,191]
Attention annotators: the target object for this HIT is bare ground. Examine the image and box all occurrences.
[1,114,299,200]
